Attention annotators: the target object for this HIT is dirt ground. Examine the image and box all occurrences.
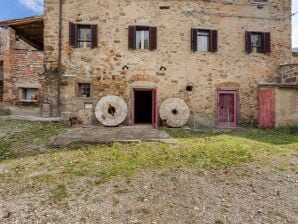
[0,155,297,224]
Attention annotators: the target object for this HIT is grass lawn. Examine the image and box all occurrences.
[0,120,297,189]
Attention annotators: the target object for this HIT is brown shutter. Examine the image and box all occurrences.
[149,27,157,50]
[210,30,218,52]
[191,29,198,52]
[91,24,98,48]
[191,28,198,52]
[263,32,271,54]
[69,22,77,47]
[128,26,136,49]
[245,31,252,54]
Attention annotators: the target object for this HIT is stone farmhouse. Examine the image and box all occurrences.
[0,0,297,128]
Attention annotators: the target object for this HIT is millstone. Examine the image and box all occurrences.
[95,95,128,127]
[159,98,190,128]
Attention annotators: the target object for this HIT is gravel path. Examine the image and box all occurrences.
[1,155,297,224]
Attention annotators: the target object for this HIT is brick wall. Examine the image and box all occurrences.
[0,28,44,115]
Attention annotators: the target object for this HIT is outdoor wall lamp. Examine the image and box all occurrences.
[160,66,167,71]
[122,65,129,71]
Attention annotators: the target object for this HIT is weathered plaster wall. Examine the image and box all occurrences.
[0,28,44,116]
[275,87,298,127]
[44,0,294,126]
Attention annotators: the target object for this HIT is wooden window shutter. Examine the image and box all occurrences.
[191,28,198,52]
[245,31,252,54]
[210,30,218,52]
[149,27,157,50]
[69,22,77,47]
[128,26,136,49]
[91,24,98,48]
[263,32,271,54]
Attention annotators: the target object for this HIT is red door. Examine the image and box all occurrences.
[217,91,237,126]
[133,88,158,128]
[259,88,275,128]
[152,89,158,128]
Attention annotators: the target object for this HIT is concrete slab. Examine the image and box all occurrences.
[49,125,176,147]
[0,115,61,122]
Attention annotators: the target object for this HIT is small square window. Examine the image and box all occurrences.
[20,88,38,101]
[77,25,92,48]
[136,29,150,50]
[78,83,91,97]
[251,33,262,53]
[197,30,210,52]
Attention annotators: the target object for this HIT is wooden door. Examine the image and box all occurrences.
[259,88,275,128]
[217,91,237,126]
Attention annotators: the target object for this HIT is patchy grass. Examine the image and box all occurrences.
[0,120,65,160]
[49,184,68,204]
[0,121,297,197]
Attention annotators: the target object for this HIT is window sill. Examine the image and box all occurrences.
[18,100,38,103]
[193,51,214,54]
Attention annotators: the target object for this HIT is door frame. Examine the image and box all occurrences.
[217,90,237,126]
[132,88,158,128]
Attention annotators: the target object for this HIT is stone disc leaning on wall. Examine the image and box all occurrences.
[159,98,190,128]
[95,95,128,127]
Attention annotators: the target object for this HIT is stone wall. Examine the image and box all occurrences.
[44,0,295,126]
[0,28,44,116]
[279,63,298,85]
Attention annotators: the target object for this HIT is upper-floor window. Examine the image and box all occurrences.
[197,31,210,52]
[191,29,218,52]
[77,25,92,48]
[128,26,157,50]
[136,28,150,50]
[251,33,262,53]
[69,23,98,48]
[246,31,270,54]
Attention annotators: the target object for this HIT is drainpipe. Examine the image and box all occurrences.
[57,0,63,117]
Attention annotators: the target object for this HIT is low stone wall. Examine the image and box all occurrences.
[279,64,298,85]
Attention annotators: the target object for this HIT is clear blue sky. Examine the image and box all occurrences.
[0,0,297,47]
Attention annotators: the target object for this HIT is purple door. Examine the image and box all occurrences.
[217,91,237,126]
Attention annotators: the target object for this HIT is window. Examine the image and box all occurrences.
[19,88,38,102]
[69,23,98,48]
[251,33,262,53]
[128,26,157,50]
[245,31,270,54]
[77,26,92,48]
[136,29,150,49]
[197,31,210,52]
[191,29,218,52]
[78,83,91,98]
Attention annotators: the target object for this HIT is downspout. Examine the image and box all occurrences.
[57,0,63,117]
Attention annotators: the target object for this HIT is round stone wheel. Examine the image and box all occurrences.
[159,98,190,128]
[95,95,128,127]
